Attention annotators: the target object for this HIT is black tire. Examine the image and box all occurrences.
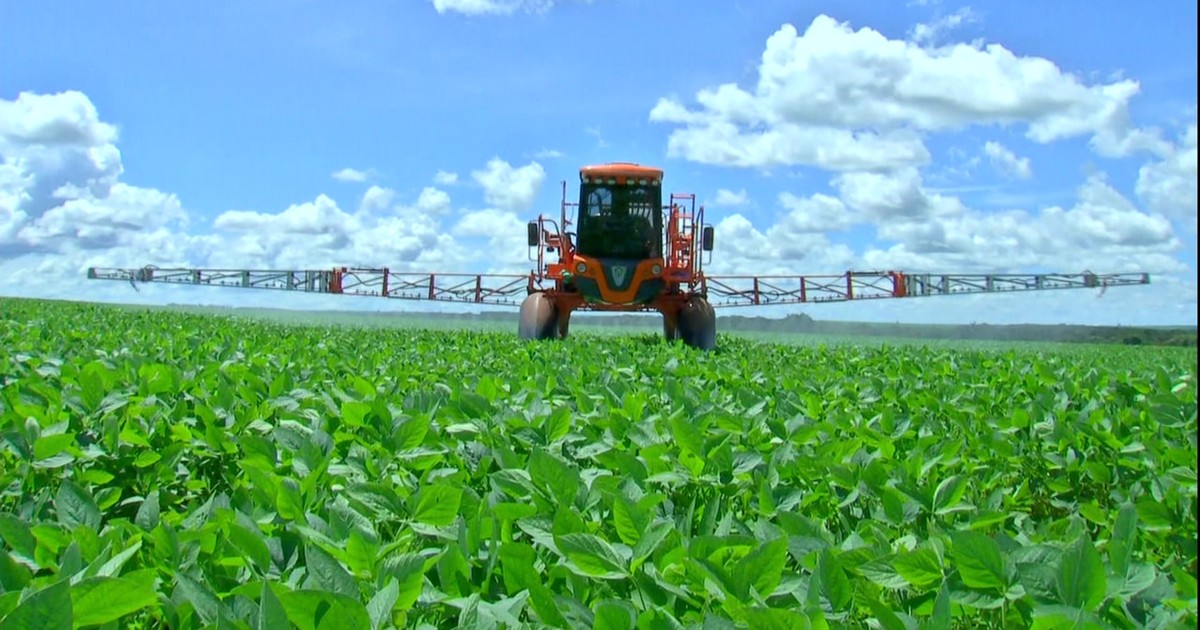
[518,292,558,340]
[678,296,717,350]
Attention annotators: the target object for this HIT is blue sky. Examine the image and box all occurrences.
[1,0,1196,325]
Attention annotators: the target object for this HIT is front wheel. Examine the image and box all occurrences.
[518,292,558,341]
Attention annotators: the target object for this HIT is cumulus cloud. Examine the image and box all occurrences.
[650,14,1166,171]
[713,188,749,206]
[433,170,459,185]
[1,87,1192,325]
[0,91,526,300]
[471,157,546,212]
[862,173,1181,273]
[983,141,1033,179]
[777,192,852,232]
[1135,122,1197,229]
[331,167,370,182]
[358,185,395,214]
[0,90,175,262]
[0,91,118,147]
[430,0,553,16]
[909,7,978,45]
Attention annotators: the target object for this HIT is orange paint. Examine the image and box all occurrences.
[579,162,664,185]
[572,254,665,304]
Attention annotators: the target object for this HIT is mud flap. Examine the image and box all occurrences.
[518,292,559,341]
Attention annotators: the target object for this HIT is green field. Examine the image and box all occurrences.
[1,297,1196,629]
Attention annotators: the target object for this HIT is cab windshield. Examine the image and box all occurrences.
[576,183,662,259]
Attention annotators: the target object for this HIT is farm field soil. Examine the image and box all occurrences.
[1,297,1196,629]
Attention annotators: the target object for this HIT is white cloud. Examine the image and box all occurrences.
[0,90,118,147]
[650,14,1167,171]
[453,208,529,271]
[471,157,546,212]
[704,207,857,277]
[1135,122,1197,229]
[331,167,369,183]
[433,170,459,185]
[777,192,852,232]
[0,91,523,303]
[862,173,1181,273]
[214,195,359,236]
[713,188,749,206]
[983,141,1033,179]
[833,167,965,221]
[1,89,1192,326]
[358,185,395,214]
[430,0,553,16]
[416,186,452,216]
[909,7,977,45]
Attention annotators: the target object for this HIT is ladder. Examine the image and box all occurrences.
[666,193,698,282]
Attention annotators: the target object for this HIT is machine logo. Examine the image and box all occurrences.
[611,265,628,288]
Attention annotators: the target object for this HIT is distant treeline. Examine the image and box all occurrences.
[15,297,1194,347]
[315,309,1197,347]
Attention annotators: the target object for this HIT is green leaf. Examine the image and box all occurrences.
[932,475,968,515]
[0,552,33,592]
[593,598,636,630]
[378,553,426,611]
[733,536,788,600]
[226,521,272,573]
[1056,534,1105,611]
[95,539,142,577]
[277,477,305,521]
[818,548,852,612]
[0,578,72,630]
[631,520,672,571]
[668,415,705,456]
[741,607,812,630]
[612,495,646,546]
[1109,502,1137,578]
[70,570,159,626]
[950,530,1008,591]
[365,579,399,630]
[55,480,101,531]
[278,589,372,630]
[894,547,943,590]
[305,543,359,599]
[924,580,951,630]
[174,571,229,626]
[858,556,909,590]
[412,483,462,527]
[529,449,580,506]
[556,533,628,580]
[0,515,35,560]
[541,405,572,443]
[258,580,290,630]
[135,490,161,531]
[499,542,540,594]
[868,597,909,630]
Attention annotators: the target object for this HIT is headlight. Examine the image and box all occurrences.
[576,262,587,274]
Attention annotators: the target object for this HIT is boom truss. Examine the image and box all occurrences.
[86,266,1149,308]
